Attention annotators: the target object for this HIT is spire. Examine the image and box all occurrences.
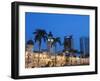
[48,31,53,37]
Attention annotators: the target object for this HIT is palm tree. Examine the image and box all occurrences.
[52,37,61,66]
[33,29,47,67]
[52,37,61,53]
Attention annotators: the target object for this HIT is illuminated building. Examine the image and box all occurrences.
[80,37,89,57]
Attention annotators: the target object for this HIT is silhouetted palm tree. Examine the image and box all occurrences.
[33,29,47,67]
[52,37,61,66]
[52,37,61,53]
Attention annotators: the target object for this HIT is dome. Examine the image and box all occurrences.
[26,40,34,45]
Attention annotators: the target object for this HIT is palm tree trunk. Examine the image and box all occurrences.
[38,42,41,67]
[55,45,57,66]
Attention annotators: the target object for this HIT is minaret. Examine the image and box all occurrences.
[47,32,54,55]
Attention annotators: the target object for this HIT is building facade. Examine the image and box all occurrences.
[80,37,89,57]
[64,35,74,51]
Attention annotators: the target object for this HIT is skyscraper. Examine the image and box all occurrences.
[80,37,89,57]
[64,35,73,51]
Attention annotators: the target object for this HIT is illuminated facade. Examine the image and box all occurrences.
[63,35,74,51]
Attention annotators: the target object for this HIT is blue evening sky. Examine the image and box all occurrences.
[25,12,89,51]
